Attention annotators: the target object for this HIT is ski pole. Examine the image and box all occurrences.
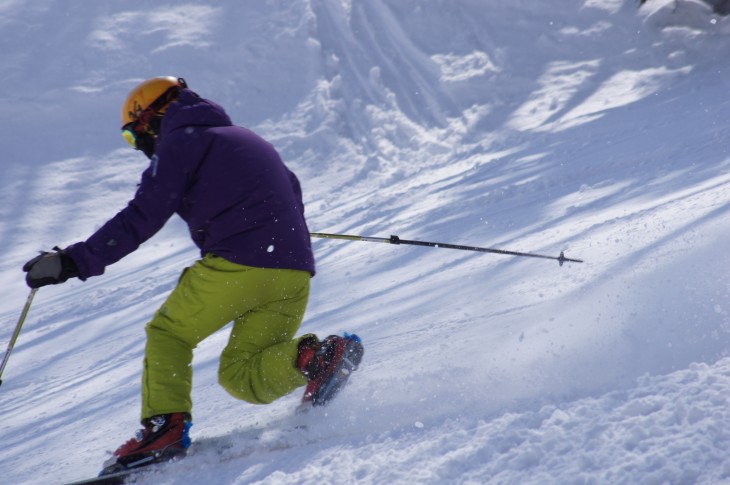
[0,288,38,387]
[310,232,583,266]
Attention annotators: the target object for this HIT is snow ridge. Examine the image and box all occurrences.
[0,1,729,484]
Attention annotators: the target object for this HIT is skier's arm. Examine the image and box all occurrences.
[65,147,191,280]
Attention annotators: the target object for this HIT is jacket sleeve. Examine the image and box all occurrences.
[65,148,192,280]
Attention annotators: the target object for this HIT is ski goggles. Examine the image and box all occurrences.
[121,123,140,148]
[121,116,162,150]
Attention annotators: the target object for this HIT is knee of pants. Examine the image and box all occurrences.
[217,346,305,405]
[218,361,272,405]
[146,318,197,357]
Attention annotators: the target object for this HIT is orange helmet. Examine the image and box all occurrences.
[121,76,187,127]
[121,77,187,156]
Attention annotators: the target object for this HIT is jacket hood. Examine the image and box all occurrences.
[161,89,233,136]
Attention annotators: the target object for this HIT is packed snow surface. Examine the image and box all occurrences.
[1,1,730,484]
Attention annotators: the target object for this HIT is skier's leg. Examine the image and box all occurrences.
[142,254,298,419]
[218,270,310,404]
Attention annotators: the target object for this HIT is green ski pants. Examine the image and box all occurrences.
[141,253,310,420]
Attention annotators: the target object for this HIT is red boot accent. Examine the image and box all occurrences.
[114,413,191,459]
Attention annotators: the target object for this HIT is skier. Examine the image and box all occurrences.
[22,76,363,473]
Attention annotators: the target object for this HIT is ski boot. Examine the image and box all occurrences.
[297,333,364,410]
[100,412,192,476]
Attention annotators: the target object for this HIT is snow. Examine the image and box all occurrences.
[1,0,730,483]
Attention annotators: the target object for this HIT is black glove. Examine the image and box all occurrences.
[23,247,80,288]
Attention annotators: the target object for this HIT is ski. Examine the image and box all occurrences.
[64,410,343,484]
[64,468,147,485]
[64,446,186,485]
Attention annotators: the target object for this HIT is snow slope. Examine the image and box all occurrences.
[1,0,730,483]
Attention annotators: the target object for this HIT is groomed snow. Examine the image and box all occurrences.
[0,1,729,484]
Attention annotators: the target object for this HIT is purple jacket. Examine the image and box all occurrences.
[66,89,315,279]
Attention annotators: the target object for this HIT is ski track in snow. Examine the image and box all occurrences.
[0,1,729,484]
